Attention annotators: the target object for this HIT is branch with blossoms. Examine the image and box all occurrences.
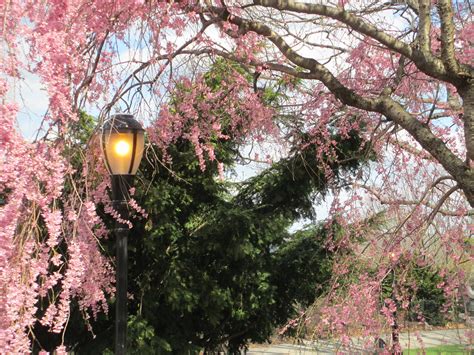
[201,1,474,207]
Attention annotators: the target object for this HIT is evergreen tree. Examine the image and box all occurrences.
[54,62,370,353]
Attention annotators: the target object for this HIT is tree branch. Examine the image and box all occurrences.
[217,9,378,111]
[379,97,474,206]
[437,0,461,75]
[210,8,474,206]
[416,0,432,54]
[249,0,469,84]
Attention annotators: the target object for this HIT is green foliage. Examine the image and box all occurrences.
[272,226,335,318]
[403,344,470,354]
[65,110,96,167]
[73,111,96,146]
[122,141,291,354]
[102,316,173,354]
[127,316,171,354]
[408,267,447,326]
[68,61,370,354]
[381,265,447,326]
[237,129,370,220]
[203,59,252,88]
[62,110,97,197]
[113,125,368,353]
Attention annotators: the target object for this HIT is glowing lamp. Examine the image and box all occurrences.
[101,114,145,175]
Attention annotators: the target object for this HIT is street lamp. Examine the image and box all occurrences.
[100,113,145,355]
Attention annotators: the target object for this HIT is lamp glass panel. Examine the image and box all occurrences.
[103,132,134,175]
[130,131,145,175]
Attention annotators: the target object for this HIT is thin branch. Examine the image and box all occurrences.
[426,184,461,223]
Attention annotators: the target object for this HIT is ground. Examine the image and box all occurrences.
[246,328,473,354]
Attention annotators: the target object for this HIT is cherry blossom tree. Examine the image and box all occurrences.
[0,0,472,352]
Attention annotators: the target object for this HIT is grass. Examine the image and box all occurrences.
[403,344,472,354]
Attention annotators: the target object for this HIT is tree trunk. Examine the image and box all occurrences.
[460,81,474,164]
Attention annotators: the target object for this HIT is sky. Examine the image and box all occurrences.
[11,70,48,140]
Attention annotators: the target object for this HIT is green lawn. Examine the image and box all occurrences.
[403,344,471,354]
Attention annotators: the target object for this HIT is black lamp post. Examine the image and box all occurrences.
[100,114,145,355]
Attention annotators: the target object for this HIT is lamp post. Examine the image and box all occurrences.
[100,114,145,355]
